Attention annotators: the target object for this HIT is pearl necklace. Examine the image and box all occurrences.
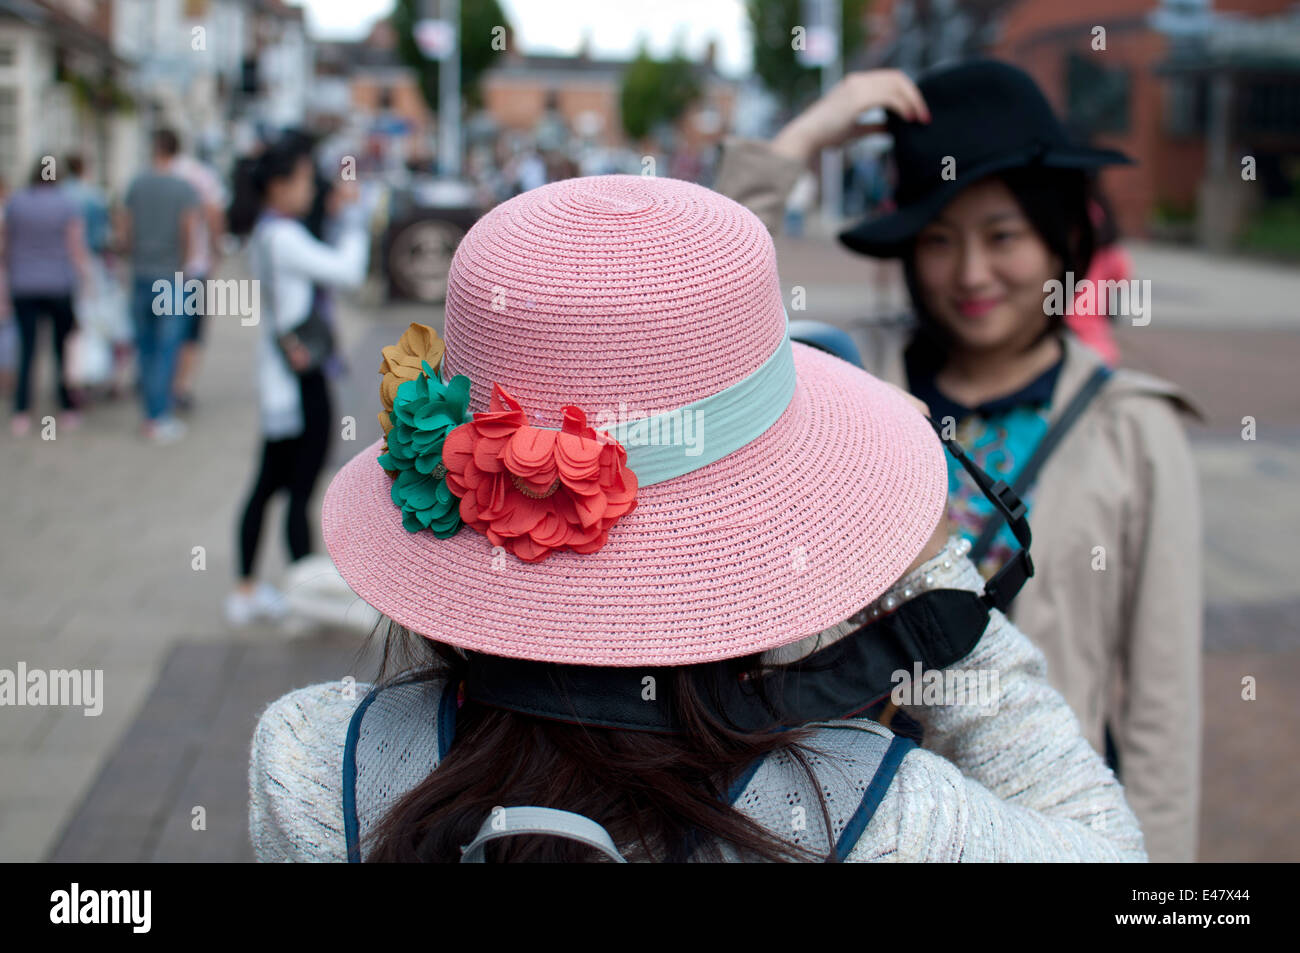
[855,535,972,623]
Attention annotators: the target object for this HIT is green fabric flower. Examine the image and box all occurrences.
[377,361,471,537]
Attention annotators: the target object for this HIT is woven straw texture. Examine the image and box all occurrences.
[322,174,947,666]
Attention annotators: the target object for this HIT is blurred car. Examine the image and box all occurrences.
[371,175,484,303]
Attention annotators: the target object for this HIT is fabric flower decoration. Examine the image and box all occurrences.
[378,361,471,537]
[441,384,639,562]
[378,322,447,469]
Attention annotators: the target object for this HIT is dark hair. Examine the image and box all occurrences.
[364,622,851,863]
[152,128,180,158]
[901,165,1096,365]
[1088,178,1121,248]
[65,153,85,177]
[226,131,317,237]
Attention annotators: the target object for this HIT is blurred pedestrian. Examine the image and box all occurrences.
[1067,188,1129,366]
[61,154,110,256]
[715,60,1203,862]
[62,154,118,398]
[224,133,368,626]
[2,159,90,436]
[169,147,228,412]
[118,128,200,442]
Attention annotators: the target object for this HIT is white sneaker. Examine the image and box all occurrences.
[224,582,289,627]
[252,581,289,620]
[148,416,187,444]
[224,589,258,627]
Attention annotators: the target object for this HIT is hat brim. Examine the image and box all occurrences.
[838,145,1135,258]
[322,343,948,667]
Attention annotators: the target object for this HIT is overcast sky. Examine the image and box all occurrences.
[298,0,753,75]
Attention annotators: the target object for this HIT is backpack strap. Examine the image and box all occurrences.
[460,807,627,863]
[727,720,916,861]
[969,364,1113,563]
[343,678,458,863]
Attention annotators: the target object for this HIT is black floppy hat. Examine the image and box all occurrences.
[838,59,1134,258]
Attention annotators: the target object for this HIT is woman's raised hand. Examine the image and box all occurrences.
[771,69,931,164]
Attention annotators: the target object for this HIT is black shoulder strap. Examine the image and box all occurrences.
[969,364,1113,564]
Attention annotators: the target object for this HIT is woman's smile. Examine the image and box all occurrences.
[954,295,1005,319]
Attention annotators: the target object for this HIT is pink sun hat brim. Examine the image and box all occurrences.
[322,342,948,667]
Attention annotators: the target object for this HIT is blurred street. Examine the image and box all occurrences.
[0,235,1295,861]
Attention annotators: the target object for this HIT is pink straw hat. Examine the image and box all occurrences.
[322,174,947,667]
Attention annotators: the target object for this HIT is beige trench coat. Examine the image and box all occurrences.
[715,137,1205,863]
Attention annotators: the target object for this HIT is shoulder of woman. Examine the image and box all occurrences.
[250,682,369,862]
[251,683,366,802]
[1059,335,1206,425]
[846,744,967,862]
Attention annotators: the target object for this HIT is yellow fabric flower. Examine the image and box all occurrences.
[378,323,447,467]
[379,323,447,433]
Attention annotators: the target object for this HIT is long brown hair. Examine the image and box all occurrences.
[363,620,843,862]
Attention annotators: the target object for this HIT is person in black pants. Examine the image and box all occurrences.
[12,295,76,418]
[237,368,332,582]
[223,131,366,626]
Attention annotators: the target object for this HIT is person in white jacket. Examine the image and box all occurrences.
[226,133,369,626]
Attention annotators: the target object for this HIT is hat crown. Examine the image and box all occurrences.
[888,60,1069,199]
[442,174,787,428]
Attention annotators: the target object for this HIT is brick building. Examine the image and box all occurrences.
[862,0,1300,246]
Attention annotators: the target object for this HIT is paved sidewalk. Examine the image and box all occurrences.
[48,629,383,862]
[0,254,427,861]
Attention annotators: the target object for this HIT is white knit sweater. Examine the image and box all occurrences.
[248,547,1148,862]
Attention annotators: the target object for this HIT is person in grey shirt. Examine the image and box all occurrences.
[119,128,198,442]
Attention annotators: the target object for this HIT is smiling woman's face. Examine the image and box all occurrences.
[912,176,1061,354]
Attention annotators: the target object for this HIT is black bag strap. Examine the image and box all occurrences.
[969,365,1113,564]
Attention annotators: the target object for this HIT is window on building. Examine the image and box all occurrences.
[1164,75,1208,138]
[1242,79,1300,138]
[1066,52,1131,135]
[0,41,15,68]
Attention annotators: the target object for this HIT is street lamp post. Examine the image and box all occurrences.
[419,0,462,177]
[439,0,461,178]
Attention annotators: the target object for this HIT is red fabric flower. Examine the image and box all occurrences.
[441,384,639,562]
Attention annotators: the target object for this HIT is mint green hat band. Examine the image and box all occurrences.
[440,317,797,488]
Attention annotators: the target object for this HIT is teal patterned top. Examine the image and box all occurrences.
[907,347,1064,579]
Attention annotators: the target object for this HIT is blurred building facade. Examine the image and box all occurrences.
[481,38,738,158]
[0,0,122,190]
[863,0,1300,248]
[0,0,312,197]
[312,23,741,186]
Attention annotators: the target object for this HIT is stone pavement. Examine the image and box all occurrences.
[3,238,1297,862]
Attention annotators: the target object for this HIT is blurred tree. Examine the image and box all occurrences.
[392,0,509,111]
[620,44,703,142]
[746,0,871,113]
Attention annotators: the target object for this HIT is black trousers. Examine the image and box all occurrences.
[237,369,332,579]
[12,294,76,413]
